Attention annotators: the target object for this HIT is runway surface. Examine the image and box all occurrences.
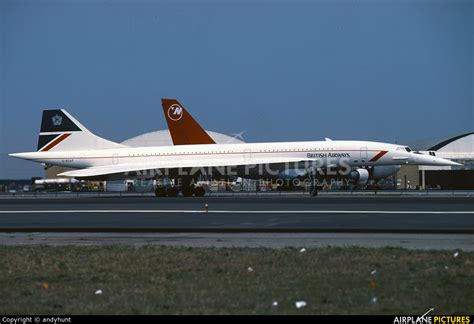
[1,196,474,233]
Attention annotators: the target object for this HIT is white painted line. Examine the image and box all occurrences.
[0,210,473,214]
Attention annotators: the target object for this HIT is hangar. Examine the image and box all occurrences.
[121,130,245,147]
[398,132,474,190]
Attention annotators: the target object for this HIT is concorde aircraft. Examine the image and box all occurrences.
[9,101,460,197]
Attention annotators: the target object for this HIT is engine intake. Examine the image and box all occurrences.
[349,168,370,186]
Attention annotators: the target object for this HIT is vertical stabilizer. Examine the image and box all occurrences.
[37,109,126,151]
[161,99,216,145]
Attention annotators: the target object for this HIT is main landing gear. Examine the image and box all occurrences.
[181,185,205,197]
[154,185,205,197]
[308,168,318,197]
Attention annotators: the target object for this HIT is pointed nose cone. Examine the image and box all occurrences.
[443,159,463,167]
[413,154,461,167]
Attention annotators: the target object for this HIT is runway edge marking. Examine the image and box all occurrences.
[1,210,474,214]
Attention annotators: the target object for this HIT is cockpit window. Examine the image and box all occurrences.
[405,147,412,152]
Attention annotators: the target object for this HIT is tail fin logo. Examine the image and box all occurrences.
[168,104,184,121]
[52,114,63,126]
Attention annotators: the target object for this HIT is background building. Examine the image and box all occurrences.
[397,132,474,190]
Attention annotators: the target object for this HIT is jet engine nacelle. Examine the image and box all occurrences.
[372,165,401,180]
[349,168,370,186]
[278,169,307,180]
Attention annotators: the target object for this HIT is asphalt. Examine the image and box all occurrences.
[0,196,473,233]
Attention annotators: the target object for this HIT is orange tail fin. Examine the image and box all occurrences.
[161,99,216,145]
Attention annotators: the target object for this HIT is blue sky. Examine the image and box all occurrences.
[1,0,472,178]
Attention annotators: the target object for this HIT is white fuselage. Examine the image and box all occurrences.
[11,140,453,171]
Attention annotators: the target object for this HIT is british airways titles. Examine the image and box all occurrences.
[307,152,351,159]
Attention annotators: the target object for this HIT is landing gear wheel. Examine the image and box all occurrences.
[194,186,205,197]
[154,187,166,197]
[308,167,318,197]
[182,186,194,197]
[166,187,179,197]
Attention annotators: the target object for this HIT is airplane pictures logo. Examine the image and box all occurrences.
[168,104,184,121]
[394,308,471,324]
[52,114,63,126]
